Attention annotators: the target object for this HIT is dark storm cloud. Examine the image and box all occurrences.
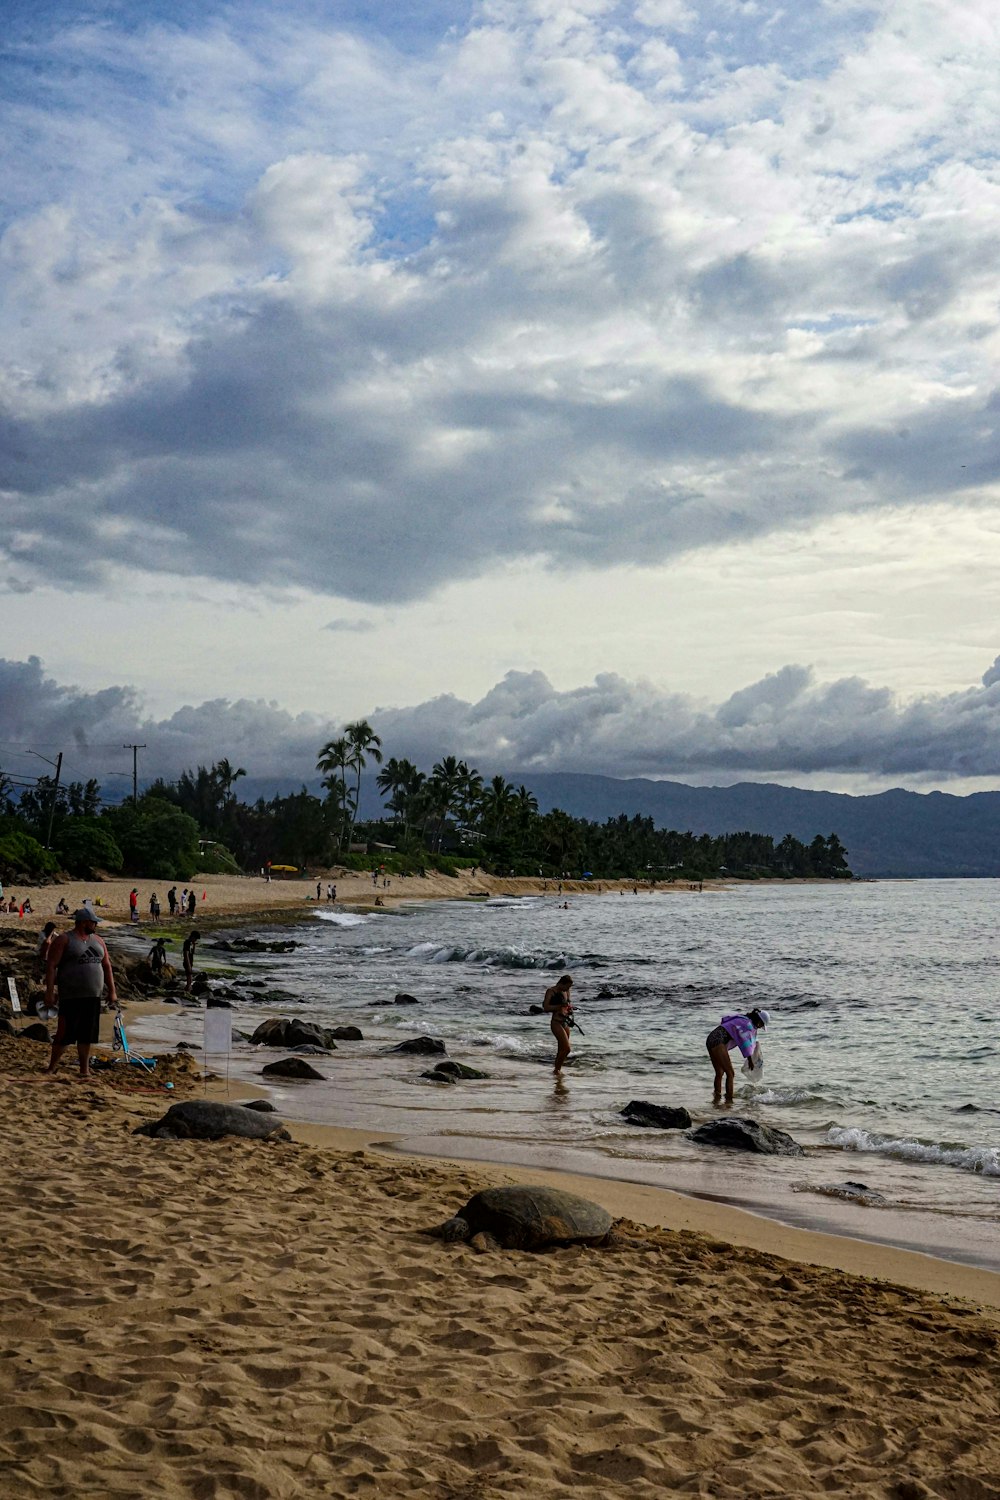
[6,656,1000,790]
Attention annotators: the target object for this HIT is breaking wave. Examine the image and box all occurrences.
[404,942,605,970]
[827,1126,1000,1177]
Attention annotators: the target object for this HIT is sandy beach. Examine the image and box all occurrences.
[0,1040,998,1499]
[0,867,707,930]
[3,879,1000,1497]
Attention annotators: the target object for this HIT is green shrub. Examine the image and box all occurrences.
[54,818,124,877]
[0,826,59,880]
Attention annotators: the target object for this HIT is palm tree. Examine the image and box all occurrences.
[214,758,246,805]
[514,784,539,855]
[376,757,424,841]
[481,775,517,840]
[539,807,580,870]
[317,736,354,852]
[345,719,383,848]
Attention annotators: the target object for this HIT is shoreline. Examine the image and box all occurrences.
[282,1115,1000,1311]
[8,873,994,1308]
[125,994,1000,1294]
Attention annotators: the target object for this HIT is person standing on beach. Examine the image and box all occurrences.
[542,974,575,1072]
[43,909,118,1080]
[182,930,200,991]
[167,886,177,915]
[705,1008,769,1103]
[187,889,196,917]
[148,937,168,978]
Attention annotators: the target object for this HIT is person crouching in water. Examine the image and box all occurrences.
[705,1007,770,1103]
[543,974,574,1072]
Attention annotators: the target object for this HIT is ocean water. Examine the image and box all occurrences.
[130,881,1000,1271]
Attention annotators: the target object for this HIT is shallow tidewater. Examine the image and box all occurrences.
[131,880,1000,1270]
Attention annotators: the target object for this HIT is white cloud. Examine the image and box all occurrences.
[1,0,998,614]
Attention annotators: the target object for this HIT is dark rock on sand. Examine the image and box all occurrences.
[18,1022,50,1043]
[429,1186,613,1250]
[388,1036,447,1056]
[688,1117,804,1156]
[261,1057,326,1080]
[421,1070,454,1084]
[135,1099,291,1142]
[394,993,419,1004]
[206,994,232,1009]
[242,1099,277,1113]
[0,1017,17,1036]
[621,1100,692,1130]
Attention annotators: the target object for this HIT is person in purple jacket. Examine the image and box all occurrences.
[705,1007,770,1102]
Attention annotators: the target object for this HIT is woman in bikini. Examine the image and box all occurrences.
[542,974,574,1072]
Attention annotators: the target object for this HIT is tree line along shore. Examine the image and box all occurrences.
[1,721,853,886]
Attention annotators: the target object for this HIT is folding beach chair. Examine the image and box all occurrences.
[112,1010,157,1075]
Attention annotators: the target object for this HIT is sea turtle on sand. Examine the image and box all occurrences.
[134,1099,291,1142]
[428,1185,613,1252]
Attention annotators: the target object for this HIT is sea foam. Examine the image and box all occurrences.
[827,1125,1000,1177]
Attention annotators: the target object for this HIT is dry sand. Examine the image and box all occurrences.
[0,867,696,929]
[4,877,1000,1497]
[1,1039,999,1499]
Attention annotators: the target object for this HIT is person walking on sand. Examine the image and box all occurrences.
[182,929,200,991]
[543,974,575,1072]
[43,909,118,1080]
[705,1007,769,1103]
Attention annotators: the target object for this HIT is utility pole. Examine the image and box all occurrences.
[123,743,146,805]
[28,749,63,849]
[45,751,63,849]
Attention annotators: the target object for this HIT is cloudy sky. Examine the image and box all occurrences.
[3,0,1000,796]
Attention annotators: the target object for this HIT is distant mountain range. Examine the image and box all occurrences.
[509,774,1000,878]
[233,772,1000,877]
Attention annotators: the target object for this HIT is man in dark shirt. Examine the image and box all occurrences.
[44,909,117,1080]
[182,930,201,991]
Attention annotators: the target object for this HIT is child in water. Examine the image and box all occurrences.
[705,1008,770,1102]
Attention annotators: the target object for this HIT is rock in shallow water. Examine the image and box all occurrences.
[261,1057,326,1080]
[621,1100,692,1130]
[688,1117,804,1156]
[388,1036,447,1056]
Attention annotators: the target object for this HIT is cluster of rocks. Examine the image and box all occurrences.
[210,937,299,954]
[620,1099,805,1156]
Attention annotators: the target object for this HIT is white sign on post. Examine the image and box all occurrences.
[203,1005,233,1059]
[7,978,21,1015]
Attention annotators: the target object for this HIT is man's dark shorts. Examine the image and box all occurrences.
[54,996,102,1045]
